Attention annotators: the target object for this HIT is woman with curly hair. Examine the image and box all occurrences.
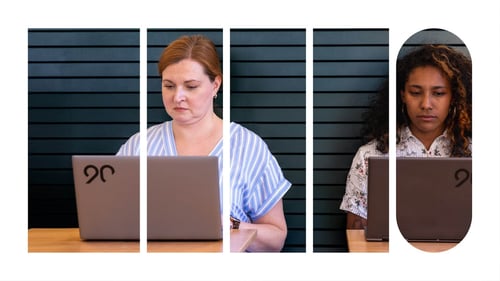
[340,44,472,229]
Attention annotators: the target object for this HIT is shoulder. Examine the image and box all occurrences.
[126,122,168,141]
[147,121,169,134]
[230,122,266,145]
[355,140,385,158]
[230,122,271,157]
[230,122,257,136]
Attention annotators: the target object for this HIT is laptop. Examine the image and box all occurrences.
[396,157,472,242]
[72,155,222,241]
[146,156,222,240]
[365,156,389,241]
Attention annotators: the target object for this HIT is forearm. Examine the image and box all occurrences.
[238,221,287,252]
[346,212,367,229]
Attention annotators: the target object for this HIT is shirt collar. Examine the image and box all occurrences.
[399,125,448,143]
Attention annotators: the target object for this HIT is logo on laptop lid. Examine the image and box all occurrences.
[84,164,115,184]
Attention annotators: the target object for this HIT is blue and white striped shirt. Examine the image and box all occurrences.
[116,121,291,223]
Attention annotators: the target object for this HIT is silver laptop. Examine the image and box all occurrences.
[72,155,222,241]
[396,157,472,242]
[365,156,389,241]
[146,156,222,240]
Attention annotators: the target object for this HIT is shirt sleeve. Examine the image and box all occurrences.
[230,123,292,222]
[116,132,140,156]
[339,144,372,219]
[250,151,292,220]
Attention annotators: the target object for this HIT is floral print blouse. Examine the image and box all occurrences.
[339,126,471,219]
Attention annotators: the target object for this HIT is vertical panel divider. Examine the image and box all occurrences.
[306,27,313,254]
[388,30,397,253]
[139,27,147,253]
[222,27,231,253]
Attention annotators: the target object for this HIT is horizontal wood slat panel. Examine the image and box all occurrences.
[314,214,346,229]
[314,46,389,60]
[313,139,363,154]
[29,124,138,139]
[314,154,358,169]
[283,185,305,199]
[231,77,305,92]
[29,108,139,123]
[230,93,305,107]
[314,77,386,92]
[314,108,366,122]
[270,155,305,169]
[231,29,306,252]
[29,78,139,92]
[259,138,305,153]
[236,123,305,139]
[147,29,223,46]
[28,93,139,107]
[230,29,305,45]
[314,92,375,107]
[313,185,347,199]
[313,29,388,45]
[313,29,389,252]
[231,62,305,76]
[230,47,305,61]
[313,124,363,138]
[313,199,344,214]
[231,108,305,122]
[314,171,350,185]
[29,139,127,154]
[28,62,139,76]
[28,48,139,62]
[28,29,139,46]
[28,29,140,230]
[314,61,388,76]
[313,230,347,247]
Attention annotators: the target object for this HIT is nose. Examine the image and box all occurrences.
[420,92,432,110]
[173,87,186,103]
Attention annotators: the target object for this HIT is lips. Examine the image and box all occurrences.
[416,115,437,122]
[173,107,188,111]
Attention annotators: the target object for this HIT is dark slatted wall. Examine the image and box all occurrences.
[147,29,223,124]
[313,29,389,252]
[399,28,470,58]
[28,29,140,228]
[230,29,306,252]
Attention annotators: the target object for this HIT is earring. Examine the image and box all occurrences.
[213,94,218,99]
[449,106,457,119]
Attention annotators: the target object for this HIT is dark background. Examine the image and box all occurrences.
[27,27,467,253]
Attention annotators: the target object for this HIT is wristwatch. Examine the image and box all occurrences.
[230,216,240,229]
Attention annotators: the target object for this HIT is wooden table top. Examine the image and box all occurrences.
[28,228,257,253]
[346,229,458,253]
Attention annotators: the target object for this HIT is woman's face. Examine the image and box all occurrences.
[401,66,452,140]
[161,59,221,125]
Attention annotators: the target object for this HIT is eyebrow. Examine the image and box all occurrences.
[162,79,201,83]
[408,84,448,90]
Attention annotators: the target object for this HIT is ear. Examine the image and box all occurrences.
[212,75,222,93]
[400,90,406,104]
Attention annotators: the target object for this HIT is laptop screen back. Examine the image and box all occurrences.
[72,155,140,240]
[396,157,472,242]
[72,155,222,241]
[365,156,389,241]
[147,156,222,240]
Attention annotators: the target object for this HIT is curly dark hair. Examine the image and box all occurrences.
[397,44,472,157]
[361,44,472,156]
[360,78,389,153]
